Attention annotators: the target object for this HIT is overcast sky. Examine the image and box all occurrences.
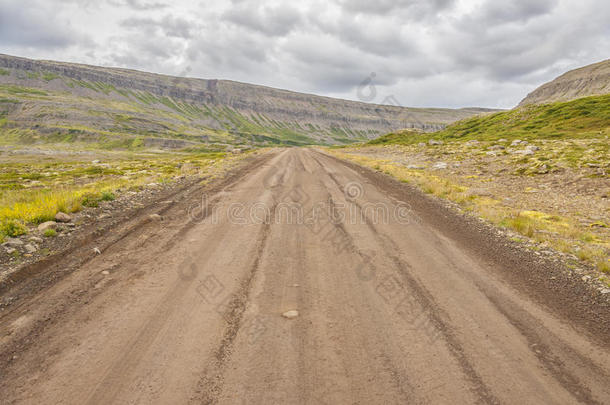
[0,0,608,108]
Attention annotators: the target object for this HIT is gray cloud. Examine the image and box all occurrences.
[186,24,273,76]
[480,0,559,24]
[112,0,168,10]
[120,15,196,39]
[0,0,608,108]
[309,11,419,58]
[339,0,456,18]
[0,1,83,49]
[438,0,610,83]
[222,3,302,36]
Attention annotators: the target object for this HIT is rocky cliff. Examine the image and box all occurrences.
[519,59,610,106]
[0,54,491,147]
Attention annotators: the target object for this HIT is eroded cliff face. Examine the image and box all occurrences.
[0,54,489,146]
[519,59,610,106]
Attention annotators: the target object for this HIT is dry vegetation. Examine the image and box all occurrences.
[329,95,609,286]
[0,148,248,240]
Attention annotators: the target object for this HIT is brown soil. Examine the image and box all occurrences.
[0,148,608,404]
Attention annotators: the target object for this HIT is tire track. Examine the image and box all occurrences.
[192,203,278,405]
[324,149,609,403]
[0,153,276,386]
[315,151,500,404]
[2,148,609,404]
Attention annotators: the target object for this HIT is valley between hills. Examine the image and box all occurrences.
[0,54,608,405]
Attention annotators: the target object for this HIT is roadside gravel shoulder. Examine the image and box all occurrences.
[322,149,610,346]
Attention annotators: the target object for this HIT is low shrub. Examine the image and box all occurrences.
[0,219,27,237]
[43,228,57,237]
[100,191,116,201]
[81,193,100,207]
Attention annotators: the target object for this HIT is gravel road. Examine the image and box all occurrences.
[0,148,608,404]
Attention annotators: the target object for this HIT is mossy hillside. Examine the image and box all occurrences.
[0,75,370,147]
[370,94,610,146]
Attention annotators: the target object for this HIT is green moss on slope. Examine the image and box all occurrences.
[370,94,610,146]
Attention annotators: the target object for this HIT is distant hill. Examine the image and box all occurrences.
[0,54,490,149]
[368,93,610,145]
[519,59,610,106]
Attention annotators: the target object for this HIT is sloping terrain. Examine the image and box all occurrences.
[0,54,489,148]
[369,93,610,145]
[333,92,609,286]
[519,59,610,106]
[0,149,608,404]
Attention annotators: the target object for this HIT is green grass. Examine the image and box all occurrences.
[0,84,48,97]
[330,150,609,277]
[0,72,369,147]
[100,191,116,201]
[368,129,424,145]
[500,214,537,237]
[0,219,27,237]
[370,94,610,145]
[0,68,9,76]
[0,149,251,237]
[42,72,60,81]
[43,228,57,237]
[81,193,100,207]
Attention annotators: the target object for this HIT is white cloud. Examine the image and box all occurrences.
[0,0,608,108]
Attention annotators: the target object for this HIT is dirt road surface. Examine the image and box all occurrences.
[1,148,609,404]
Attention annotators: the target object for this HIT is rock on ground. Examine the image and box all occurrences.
[38,221,58,232]
[2,238,24,248]
[432,162,448,170]
[149,214,163,221]
[282,310,299,319]
[55,212,72,223]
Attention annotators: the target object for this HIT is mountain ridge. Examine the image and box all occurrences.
[0,53,493,148]
[519,59,610,106]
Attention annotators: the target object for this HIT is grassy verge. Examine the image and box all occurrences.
[0,150,247,241]
[328,150,609,281]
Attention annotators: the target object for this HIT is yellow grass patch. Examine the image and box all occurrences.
[329,149,609,277]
